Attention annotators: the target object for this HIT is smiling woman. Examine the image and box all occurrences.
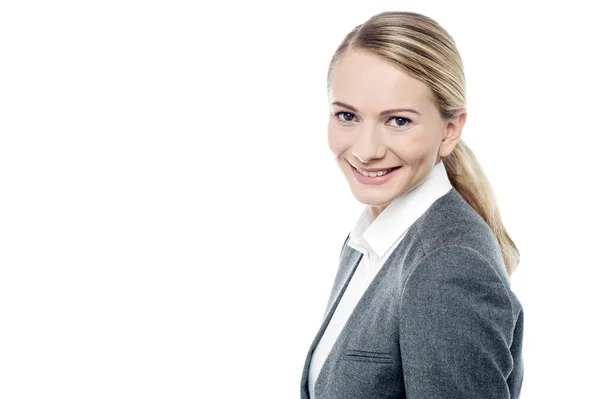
[300,11,524,399]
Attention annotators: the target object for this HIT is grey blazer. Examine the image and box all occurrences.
[300,187,524,398]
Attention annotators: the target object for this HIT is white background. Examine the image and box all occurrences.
[1,1,599,398]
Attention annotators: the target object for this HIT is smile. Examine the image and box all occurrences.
[351,164,402,185]
[355,166,399,177]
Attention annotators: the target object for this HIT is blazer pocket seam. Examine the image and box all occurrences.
[344,350,393,364]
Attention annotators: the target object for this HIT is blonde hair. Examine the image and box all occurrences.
[327,11,520,275]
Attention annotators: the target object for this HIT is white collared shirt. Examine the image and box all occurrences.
[308,161,453,398]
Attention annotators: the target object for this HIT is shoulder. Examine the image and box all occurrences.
[412,188,509,282]
[399,244,522,328]
[401,188,522,317]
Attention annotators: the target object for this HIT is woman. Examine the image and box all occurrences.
[300,11,524,399]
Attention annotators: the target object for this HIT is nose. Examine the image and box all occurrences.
[352,124,385,164]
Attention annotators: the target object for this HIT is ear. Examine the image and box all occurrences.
[439,109,467,158]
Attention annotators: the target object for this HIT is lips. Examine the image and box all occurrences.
[351,163,401,185]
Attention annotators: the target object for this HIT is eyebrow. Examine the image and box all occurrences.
[331,101,421,116]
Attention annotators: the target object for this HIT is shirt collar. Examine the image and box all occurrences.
[348,160,452,258]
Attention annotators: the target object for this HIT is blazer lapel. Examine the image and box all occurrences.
[300,240,363,398]
[323,245,363,321]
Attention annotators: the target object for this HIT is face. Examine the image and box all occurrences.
[327,49,465,219]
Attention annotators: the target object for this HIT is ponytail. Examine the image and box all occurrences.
[443,139,520,275]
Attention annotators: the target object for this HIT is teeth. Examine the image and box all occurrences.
[357,167,394,177]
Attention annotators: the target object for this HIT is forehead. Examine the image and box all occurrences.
[329,50,434,110]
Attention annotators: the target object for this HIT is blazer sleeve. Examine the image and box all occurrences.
[398,245,521,399]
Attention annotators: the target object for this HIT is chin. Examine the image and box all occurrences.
[351,191,396,207]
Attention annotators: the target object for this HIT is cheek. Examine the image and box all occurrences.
[327,122,350,156]
[396,132,439,163]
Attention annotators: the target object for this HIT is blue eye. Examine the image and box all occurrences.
[390,117,410,127]
[335,111,355,122]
